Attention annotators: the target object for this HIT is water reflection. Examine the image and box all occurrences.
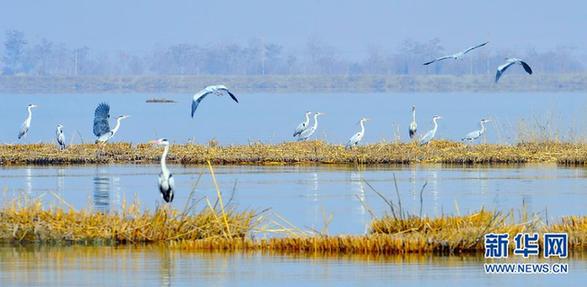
[93,168,110,213]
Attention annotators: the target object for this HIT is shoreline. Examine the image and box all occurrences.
[2,74,587,94]
[1,141,587,166]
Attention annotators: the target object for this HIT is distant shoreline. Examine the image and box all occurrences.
[1,74,587,94]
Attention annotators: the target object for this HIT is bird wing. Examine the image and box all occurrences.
[463,130,481,141]
[520,61,533,75]
[347,132,362,146]
[423,55,452,65]
[419,130,434,145]
[293,122,308,137]
[18,124,28,139]
[298,126,316,140]
[495,61,516,83]
[223,89,239,103]
[191,90,213,118]
[168,174,175,191]
[462,41,489,54]
[93,103,111,136]
[58,132,65,145]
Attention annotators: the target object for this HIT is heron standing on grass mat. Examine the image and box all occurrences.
[18,104,38,140]
[462,119,490,143]
[409,106,417,139]
[150,138,175,203]
[419,115,442,146]
[293,111,312,139]
[56,124,66,150]
[346,118,369,149]
[93,103,130,143]
[298,112,324,141]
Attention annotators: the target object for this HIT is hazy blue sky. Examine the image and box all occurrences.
[1,0,586,56]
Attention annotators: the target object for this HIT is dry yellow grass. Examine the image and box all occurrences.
[0,201,256,244]
[2,141,587,165]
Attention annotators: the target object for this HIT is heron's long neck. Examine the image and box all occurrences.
[480,122,486,134]
[312,115,320,129]
[161,144,169,175]
[360,120,365,134]
[412,110,416,122]
[112,118,123,134]
[26,107,33,121]
[432,118,438,133]
[305,113,310,125]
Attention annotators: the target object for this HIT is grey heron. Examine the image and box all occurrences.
[18,104,37,140]
[409,106,417,139]
[56,124,65,150]
[150,138,174,203]
[293,111,312,138]
[419,115,442,145]
[423,42,489,65]
[462,119,490,142]
[298,112,324,141]
[346,118,369,149]
[495,58,533,83]
[93,103,130,143]
[191,85,238,117]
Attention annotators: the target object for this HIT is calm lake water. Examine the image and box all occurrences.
[1,92,587,145]
[1,164,586,235]
[0,245,584,287]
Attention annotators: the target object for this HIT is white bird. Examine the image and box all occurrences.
[298,112,324,141]
[495,58,533,83]
[346,118,369,149]
[93,103,130,143]
[18,104,37,140]
[191,85,238,117]
[293,111,312,138]
[419,115,442,146]
[150,138,174,203]
[423,42,489,65]
[56,124,66,150]
[462,119,490,142]
[409,106,417,139]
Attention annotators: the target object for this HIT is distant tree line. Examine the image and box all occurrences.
[1,29,584,76]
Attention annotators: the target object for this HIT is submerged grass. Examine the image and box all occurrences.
[3,141,587,165]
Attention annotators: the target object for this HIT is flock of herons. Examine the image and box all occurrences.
[14,41,532,203]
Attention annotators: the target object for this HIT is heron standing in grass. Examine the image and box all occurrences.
[419,115,442,146]
[56,124,66,150]
[93,103,130,143]
[293,111,312,138]
[18,104,38,140]
[150,138,174,203]
[409,106,417,139]
[346,118,369,149]
[298,112,324,141]
[191,85,238,118]
[462,119,490,143]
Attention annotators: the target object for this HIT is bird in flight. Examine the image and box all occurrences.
[191,85,238,117]
[423,42,489,65]
[495,58,533,83]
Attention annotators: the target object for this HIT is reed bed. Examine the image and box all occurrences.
[2,141,587,165]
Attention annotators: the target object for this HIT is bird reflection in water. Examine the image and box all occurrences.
[93,169,111,213]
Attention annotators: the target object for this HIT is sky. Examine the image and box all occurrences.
[1,0,586,57]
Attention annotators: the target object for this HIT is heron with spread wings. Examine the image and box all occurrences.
[93,103,130,143]
[495,58,533,83]
[191,85,239,117]
[423,42,489,65]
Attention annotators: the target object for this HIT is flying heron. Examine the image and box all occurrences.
[419,115,442,145]
[56,124,65,150]
[298,112,324,141]
[191,85,238,117]
[93,103,130,143]
[423,41,489,65]
[346,118,369,149]
[18,104,38,140]
[495,58,533,83]
[409,106,417,139]
[462,119,490,142]
[150,138,174,203]
[293,111,312,138]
